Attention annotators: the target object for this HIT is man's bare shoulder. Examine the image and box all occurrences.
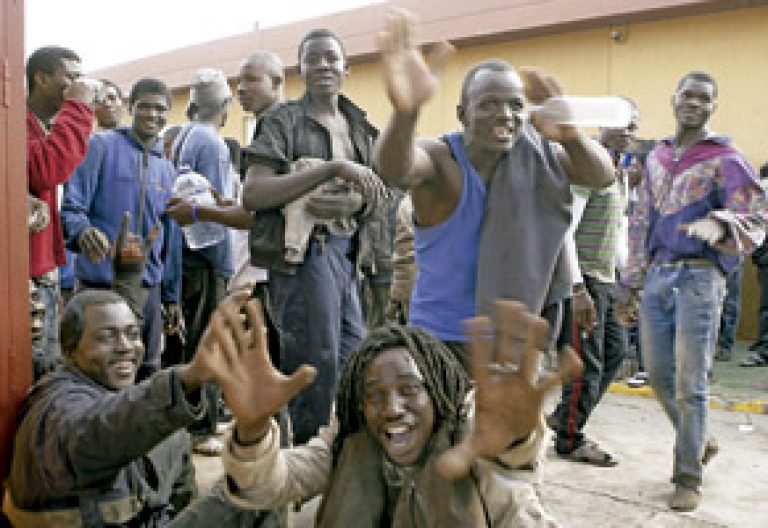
[415,137,460,184]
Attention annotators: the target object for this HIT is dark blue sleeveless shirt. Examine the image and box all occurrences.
[408,132,486,342]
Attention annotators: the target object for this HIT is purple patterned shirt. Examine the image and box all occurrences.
[621,135,767,288]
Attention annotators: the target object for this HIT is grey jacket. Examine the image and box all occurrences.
[4,367,203,527]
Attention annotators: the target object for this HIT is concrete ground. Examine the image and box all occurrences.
[194,342,768,527]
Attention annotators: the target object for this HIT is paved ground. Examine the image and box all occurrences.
[540,393,767,527]
[194,341,768,527]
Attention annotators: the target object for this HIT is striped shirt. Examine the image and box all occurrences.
[573,180,626,283]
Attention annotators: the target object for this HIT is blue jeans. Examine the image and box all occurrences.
[640,264,726,488]
[269,235,365,444]
[717,261,743,353]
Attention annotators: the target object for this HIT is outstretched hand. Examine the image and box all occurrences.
[437,300,582,479]
[377,8,453,114]
[194,295,317,444]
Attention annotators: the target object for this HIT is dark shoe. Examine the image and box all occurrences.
[702,437,719,465]
[669,484,701,511]
[740,353,768,367]
[559,440,619,467]
[714,349,732,362]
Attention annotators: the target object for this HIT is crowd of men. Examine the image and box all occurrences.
[7,7,766,527]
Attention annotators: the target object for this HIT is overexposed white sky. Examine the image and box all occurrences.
[25,0,381,72]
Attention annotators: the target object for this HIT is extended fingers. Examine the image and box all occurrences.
[425,41,454,77]
[391,7,416,51]
[465,316,493,386]
[520,68,562,102]
[243,298,270,361]
[538,345,583,394]
[202,311,238,373]
[205,291,251,364]
[521,317,549,385]
[494,300,527,365]
[283,364,318,399]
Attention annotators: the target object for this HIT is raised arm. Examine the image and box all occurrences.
[27,83,95,193]
[373,9,453,190]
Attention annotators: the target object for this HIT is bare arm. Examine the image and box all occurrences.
[166,198,253,230]
[556,133,615,188]
[373,9,453,191]
[197,205,253,230]
[375,111,437,189]
[241,159,373,212]
[242,162,337,211]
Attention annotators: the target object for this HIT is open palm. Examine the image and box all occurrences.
[196,296,316,437]
[438,300,582,479]
[377,9,453,113]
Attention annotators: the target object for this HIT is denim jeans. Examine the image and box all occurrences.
[640,264,726,488]
[269,234,365,445]
[717,261,743,353]
[181,255,228,438]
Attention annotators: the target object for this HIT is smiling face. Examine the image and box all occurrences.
[363,348,436,466]
[460,69,527,152]
[299,36,347,97]
[130,93,168,144]
[673,77,716,131]
[69,302,144,390]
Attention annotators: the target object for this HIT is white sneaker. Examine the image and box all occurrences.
[627,371,648,388]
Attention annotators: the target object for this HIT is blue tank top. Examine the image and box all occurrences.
[408,132,486,342]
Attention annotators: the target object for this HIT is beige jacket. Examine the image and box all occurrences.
[222,408,558,527]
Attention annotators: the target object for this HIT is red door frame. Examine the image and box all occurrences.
[1,0,31,486]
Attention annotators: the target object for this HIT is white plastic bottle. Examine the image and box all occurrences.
[531,96,633,128]
[172,170,226,249]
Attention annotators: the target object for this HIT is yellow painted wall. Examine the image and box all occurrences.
[165,5,768,338]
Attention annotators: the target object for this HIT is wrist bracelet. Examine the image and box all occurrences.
[190,204,198,223]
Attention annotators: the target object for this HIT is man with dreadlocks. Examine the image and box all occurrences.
[170,292,579,526]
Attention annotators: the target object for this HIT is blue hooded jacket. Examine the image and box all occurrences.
[61,127,181,303]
